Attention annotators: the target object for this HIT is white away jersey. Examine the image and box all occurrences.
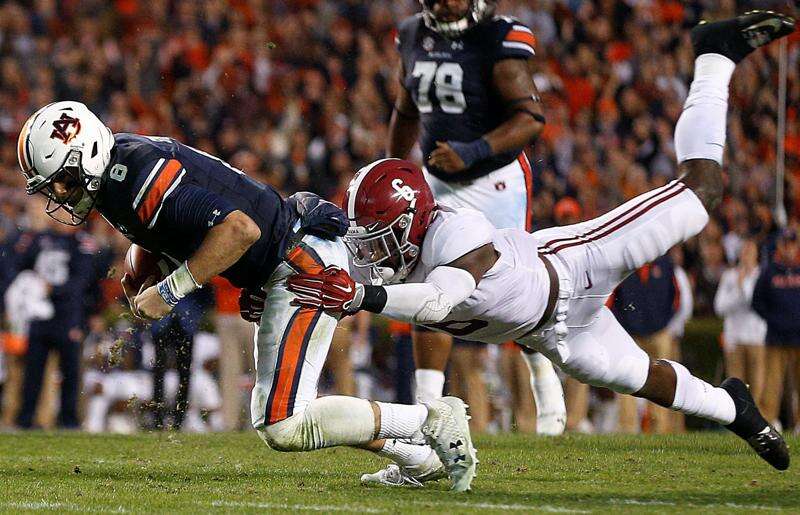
[406,205,551,343]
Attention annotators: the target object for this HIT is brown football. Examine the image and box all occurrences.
[123,244,173,291]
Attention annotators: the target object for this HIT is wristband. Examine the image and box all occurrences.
[157,280,181,307]
[157,262,202,307]
[447,138,492,169]
[360,285,388,313]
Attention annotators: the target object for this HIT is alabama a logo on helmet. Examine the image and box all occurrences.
[50,113,81,144]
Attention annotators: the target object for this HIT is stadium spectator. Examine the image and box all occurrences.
[714,239,767,409]
[752,225,800,430]
[211,276,255,431]
[13,204,109,429]
[149,290,210,430]
[610,255,681,434]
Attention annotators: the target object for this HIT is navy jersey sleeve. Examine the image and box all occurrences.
[494,17,536,60]
[155,183,237,235]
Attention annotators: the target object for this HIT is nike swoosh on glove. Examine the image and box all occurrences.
[286,265,362,313]
[239,287,266,322]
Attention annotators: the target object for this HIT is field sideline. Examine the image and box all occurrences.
[0,431,797,513]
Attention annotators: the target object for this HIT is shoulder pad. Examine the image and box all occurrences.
[396,14,425,48]
[421,207,494,267]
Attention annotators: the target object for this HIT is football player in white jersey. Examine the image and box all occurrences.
[288,11,795,486]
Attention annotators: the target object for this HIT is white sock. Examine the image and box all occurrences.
[414,369,445,403]
[376,402,428,439]
[377,439,431,467]
[523,352,566,417]
[674,53,736,166]
[666,360,735,425]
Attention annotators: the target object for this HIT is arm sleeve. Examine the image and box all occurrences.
[497,20,536,60]
[155,184,237,235]
[379,265,476,324]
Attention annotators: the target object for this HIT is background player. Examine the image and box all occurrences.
[388,0,565,435]
[288,11,795,479]
[16,102,476,491]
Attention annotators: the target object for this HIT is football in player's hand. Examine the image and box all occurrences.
[123,244,172,291]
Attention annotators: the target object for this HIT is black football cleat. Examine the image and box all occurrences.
[720,377,789,471]
[691,10,796,63]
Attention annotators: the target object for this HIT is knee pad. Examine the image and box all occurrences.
[256,396,375,452]
[561,338,649,394]
[256,412,308,452]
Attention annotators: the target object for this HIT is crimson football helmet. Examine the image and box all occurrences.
[342,159,437,285]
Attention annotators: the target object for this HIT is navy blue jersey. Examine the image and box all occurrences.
[397,15,536,182]
[15,230,102,330]
[96,134,295,289]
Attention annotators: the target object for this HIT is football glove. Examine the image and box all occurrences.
[239,287,266,322]
[286,265,363,313]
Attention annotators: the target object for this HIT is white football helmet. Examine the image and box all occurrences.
[17,101,114,225]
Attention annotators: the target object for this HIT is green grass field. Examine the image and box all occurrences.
[0,431,797,513]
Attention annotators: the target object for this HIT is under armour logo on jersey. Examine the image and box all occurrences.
[208,209,221,227]
[50,113,81,144]
[494,181,506,191]
[450,440,463,449]
[391,178,417,203]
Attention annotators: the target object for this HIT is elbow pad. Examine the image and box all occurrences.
[382,266,477,324]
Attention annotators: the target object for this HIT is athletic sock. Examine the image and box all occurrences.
[376,402,429,439]
[414,369,445,403]
[523,352,565,416]
[674,53,736,166]
[666,360,735,425]
[377,439,432,468]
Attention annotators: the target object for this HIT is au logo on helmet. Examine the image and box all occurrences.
[50,113,81,144]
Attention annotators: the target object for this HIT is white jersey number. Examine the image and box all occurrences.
[411,61,467,114]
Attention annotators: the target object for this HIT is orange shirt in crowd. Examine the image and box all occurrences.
[212,275,241,315]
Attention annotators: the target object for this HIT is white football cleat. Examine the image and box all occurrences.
[421,396,478,492]
[360,464,423,488]
[360,450,446,488]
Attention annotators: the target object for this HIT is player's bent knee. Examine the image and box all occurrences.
[256,412,310,452]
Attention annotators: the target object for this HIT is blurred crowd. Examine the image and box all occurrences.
[0,0,799,434]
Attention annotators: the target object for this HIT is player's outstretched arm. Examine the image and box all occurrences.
[132,210,260,319]
[286,243,497,324]
[387,62,420,159]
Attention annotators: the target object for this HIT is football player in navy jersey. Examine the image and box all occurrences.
[16,101,477,491]
[387,0,566,442]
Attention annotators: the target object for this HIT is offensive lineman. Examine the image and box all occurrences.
[288,12,795,487]
[388,0,566,442]
[17,104,477,491]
